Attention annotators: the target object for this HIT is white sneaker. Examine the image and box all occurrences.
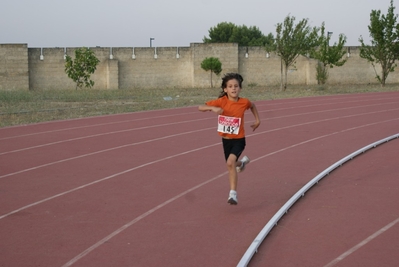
[227,191,238,205]
[236,156,250,173]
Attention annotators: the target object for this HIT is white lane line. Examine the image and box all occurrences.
[324,217,399,267]
[2,108,399,180]
[262,97,399,114]
[1,94,396,142]
[0,109,200,141]
[4,118,397,219]
[248,121,399,162]
[1,120,397,264]
[1,103,398,157]
[0,143,220,220]
[61,120,399,267]
[0,117,210,156]
[0,127,213,179]
[60,172,228,267]
[237,134,399,267]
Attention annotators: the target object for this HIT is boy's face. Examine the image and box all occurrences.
[223,79,241,99]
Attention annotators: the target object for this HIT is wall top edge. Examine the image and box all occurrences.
[0,43,28,47]
[1,42,241,49]
[1,43,363,50]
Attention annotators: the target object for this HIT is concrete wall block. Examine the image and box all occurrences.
[1,43,398,91]
[0,44,29,90]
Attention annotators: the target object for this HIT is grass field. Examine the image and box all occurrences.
[1,83,398,128]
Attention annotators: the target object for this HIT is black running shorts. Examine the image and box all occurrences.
[222,137,246,161]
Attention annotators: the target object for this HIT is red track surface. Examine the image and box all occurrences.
[249,137,399,267]
[1,91,398,267]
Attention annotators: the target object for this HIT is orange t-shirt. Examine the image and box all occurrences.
[206,96,252,139]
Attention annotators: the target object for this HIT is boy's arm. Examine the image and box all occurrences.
[198,105,223,115]
[250,103,261,131]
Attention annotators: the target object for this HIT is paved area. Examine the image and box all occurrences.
[248,136,399,267]
[0,91,398,267]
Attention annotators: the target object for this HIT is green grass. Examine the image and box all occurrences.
[1,84,398,128]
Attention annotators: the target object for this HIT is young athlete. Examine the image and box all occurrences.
[198,73,261,205]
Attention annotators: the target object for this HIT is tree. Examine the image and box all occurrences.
[203,22,236,43]
[230,25,273,46]
[65,47,100,89]
[203,22,274,47]
[311,23,347,84]
[273,15,320,90]
[359,0,399,87]
[201,57,222,88]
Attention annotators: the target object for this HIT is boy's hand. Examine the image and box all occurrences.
[250,121,260,131]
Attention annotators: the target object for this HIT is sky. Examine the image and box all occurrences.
[0,0,394,48]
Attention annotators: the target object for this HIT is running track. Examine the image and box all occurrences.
[0,91,398,267]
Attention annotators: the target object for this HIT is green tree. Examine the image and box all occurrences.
[201,57,222,88]
[273,15,320,90]
[203,22,273,47]
[65,47,100,89]
[203,22,236,43]
[230,25,273,46]
[311,23,347,84]
[359,0,399,87]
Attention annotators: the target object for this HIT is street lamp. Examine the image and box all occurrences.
[327,31,333,47]
[150,38,155,47]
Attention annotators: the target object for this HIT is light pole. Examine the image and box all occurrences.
[150,38,155,47]
[327,31,333,47]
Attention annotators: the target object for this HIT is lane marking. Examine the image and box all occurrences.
[0,143,219,220]
[1,100,396,156]
[0,127,213,179]
[0,109,200,140]
[324,217,399,267]
[238,134,399,267]
[62,123,399,266]
[2,106,399,178]
[61,172,227,267]
[0,117,210,156]
[1,94,397,142]
[1,106,398,182]
[3,118,398,220]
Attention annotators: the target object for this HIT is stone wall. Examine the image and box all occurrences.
[116,46,193,89]
[0,43,398,91]
[327,46,399,84]
[0,44,29,90]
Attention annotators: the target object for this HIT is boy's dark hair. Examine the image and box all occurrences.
[218,73,244,98]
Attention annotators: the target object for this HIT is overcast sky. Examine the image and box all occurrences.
[1,0,394,48]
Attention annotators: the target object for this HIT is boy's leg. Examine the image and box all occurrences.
[223,138,245,205]
[226,154,239,205]
[226,153,238,190]
[236,155,250,173]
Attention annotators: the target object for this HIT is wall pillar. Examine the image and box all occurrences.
[106,59,119,89]
[0,44,29,90]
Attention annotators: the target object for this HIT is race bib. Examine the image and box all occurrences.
[217,115,241,135]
